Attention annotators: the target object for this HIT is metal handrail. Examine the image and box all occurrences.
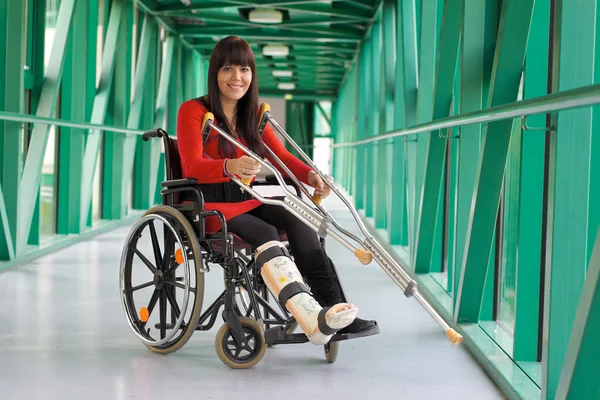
[0,111,145,135]
[333,83,600,148]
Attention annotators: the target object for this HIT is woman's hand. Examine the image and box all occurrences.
[225,156,262,180]
[308,170,332,199]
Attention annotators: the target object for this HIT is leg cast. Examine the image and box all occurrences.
[256,241,358,345]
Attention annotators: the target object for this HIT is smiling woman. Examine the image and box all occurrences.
[175,35,377,341]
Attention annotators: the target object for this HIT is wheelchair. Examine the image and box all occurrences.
[119,127,378,369]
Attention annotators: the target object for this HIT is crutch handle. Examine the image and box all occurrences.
[354,248,373,265]
[241,177,253,186]
[258,102,271,134]
[446,328,463,346]
[311,192,323,204]
[201,112,215,139]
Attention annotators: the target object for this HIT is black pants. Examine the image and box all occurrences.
[227,199,322,270]
[226,198,343,305]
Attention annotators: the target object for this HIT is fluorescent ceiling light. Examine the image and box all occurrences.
[272,70,293,77]
[278,83,295,90]
[263,45,289,57]
[249,8,283,24]
[180,0,191,5]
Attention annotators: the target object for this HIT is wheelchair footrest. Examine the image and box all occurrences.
[329,321,380,342]
[264,321,380,345]
[264,326,309,345]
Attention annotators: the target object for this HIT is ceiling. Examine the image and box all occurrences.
[142,0,382,100]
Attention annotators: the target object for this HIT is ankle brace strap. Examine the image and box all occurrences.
[318,307,338,335]
[278,281,312,306]
[255,245,290,269]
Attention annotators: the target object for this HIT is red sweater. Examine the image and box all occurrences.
[176,98,312,233]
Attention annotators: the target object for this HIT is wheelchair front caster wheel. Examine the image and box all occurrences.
[215,317,266,369]
[324,341,339,363]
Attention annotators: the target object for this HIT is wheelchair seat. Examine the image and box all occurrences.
[160,130,289,253]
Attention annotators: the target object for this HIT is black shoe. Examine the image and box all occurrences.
[336,317,378,335]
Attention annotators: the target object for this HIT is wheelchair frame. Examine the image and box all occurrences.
[120,126,378,369]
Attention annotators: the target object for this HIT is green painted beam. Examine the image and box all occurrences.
[180,28,361,43]
[388,0,417,247]
[354,40,370,211]
[104,0,133,220]
[455,0,535,323]
[158,1,371,19]
[149,35,176,206]
[125,15,158,213]
[0,0,26,258]
[413,0,462,274]
[411,0,438,258]
[555,225,600,400]
[374,0,394,231]
[80,0,123,229]
[513,0,550,362]
[364,19,379,219]
[17,0,76,254]
[453,0,491,304]
[542,0,597,397]
[58,0,91,234]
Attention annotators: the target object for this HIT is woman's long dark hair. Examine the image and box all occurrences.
[203,36,264,158]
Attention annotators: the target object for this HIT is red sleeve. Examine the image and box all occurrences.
[177,100,227,183]
[262,123,312,185]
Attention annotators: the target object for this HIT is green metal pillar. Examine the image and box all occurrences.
[58,0,92,234]
[0,0,25,259]
[513,0,550,362]
[542,0,598,397]
[411,0,439,257]
[17,0,77,254]
[455,0,535,323]
[453,0,498,304]
[555,225,600,400]
[80,0,123,228]
[103,0,132,220]
[413,0,461,274]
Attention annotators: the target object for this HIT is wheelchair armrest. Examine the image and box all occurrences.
[251,175,302,197]
[161,178,198,188]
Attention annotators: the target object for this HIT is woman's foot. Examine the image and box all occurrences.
[306,302,359,345]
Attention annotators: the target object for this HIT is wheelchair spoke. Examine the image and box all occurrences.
[148,289,160,313]
[129,280,154,292]
[139,289,160,328]
[161,228,175,269]
[163,259,180,277]
[163,286,181,319]
[159,289,167,339]
[148,221,163,270]
[131,245,158,274]
[164,280,196,294]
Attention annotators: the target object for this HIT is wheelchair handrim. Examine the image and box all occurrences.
[119,213,190,347]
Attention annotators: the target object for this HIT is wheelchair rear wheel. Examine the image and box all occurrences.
[120,205,205,354]
[215,317,266,369]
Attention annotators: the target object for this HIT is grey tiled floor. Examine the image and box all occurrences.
[0,194,504,400]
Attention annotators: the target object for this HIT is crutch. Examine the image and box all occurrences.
[200,106,463,346]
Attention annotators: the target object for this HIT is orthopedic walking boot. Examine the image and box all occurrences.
[256,241,358,345]
[299,249,378,336]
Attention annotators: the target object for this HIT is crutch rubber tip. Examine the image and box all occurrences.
[446,328,463,346]
[354,248,373,265]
